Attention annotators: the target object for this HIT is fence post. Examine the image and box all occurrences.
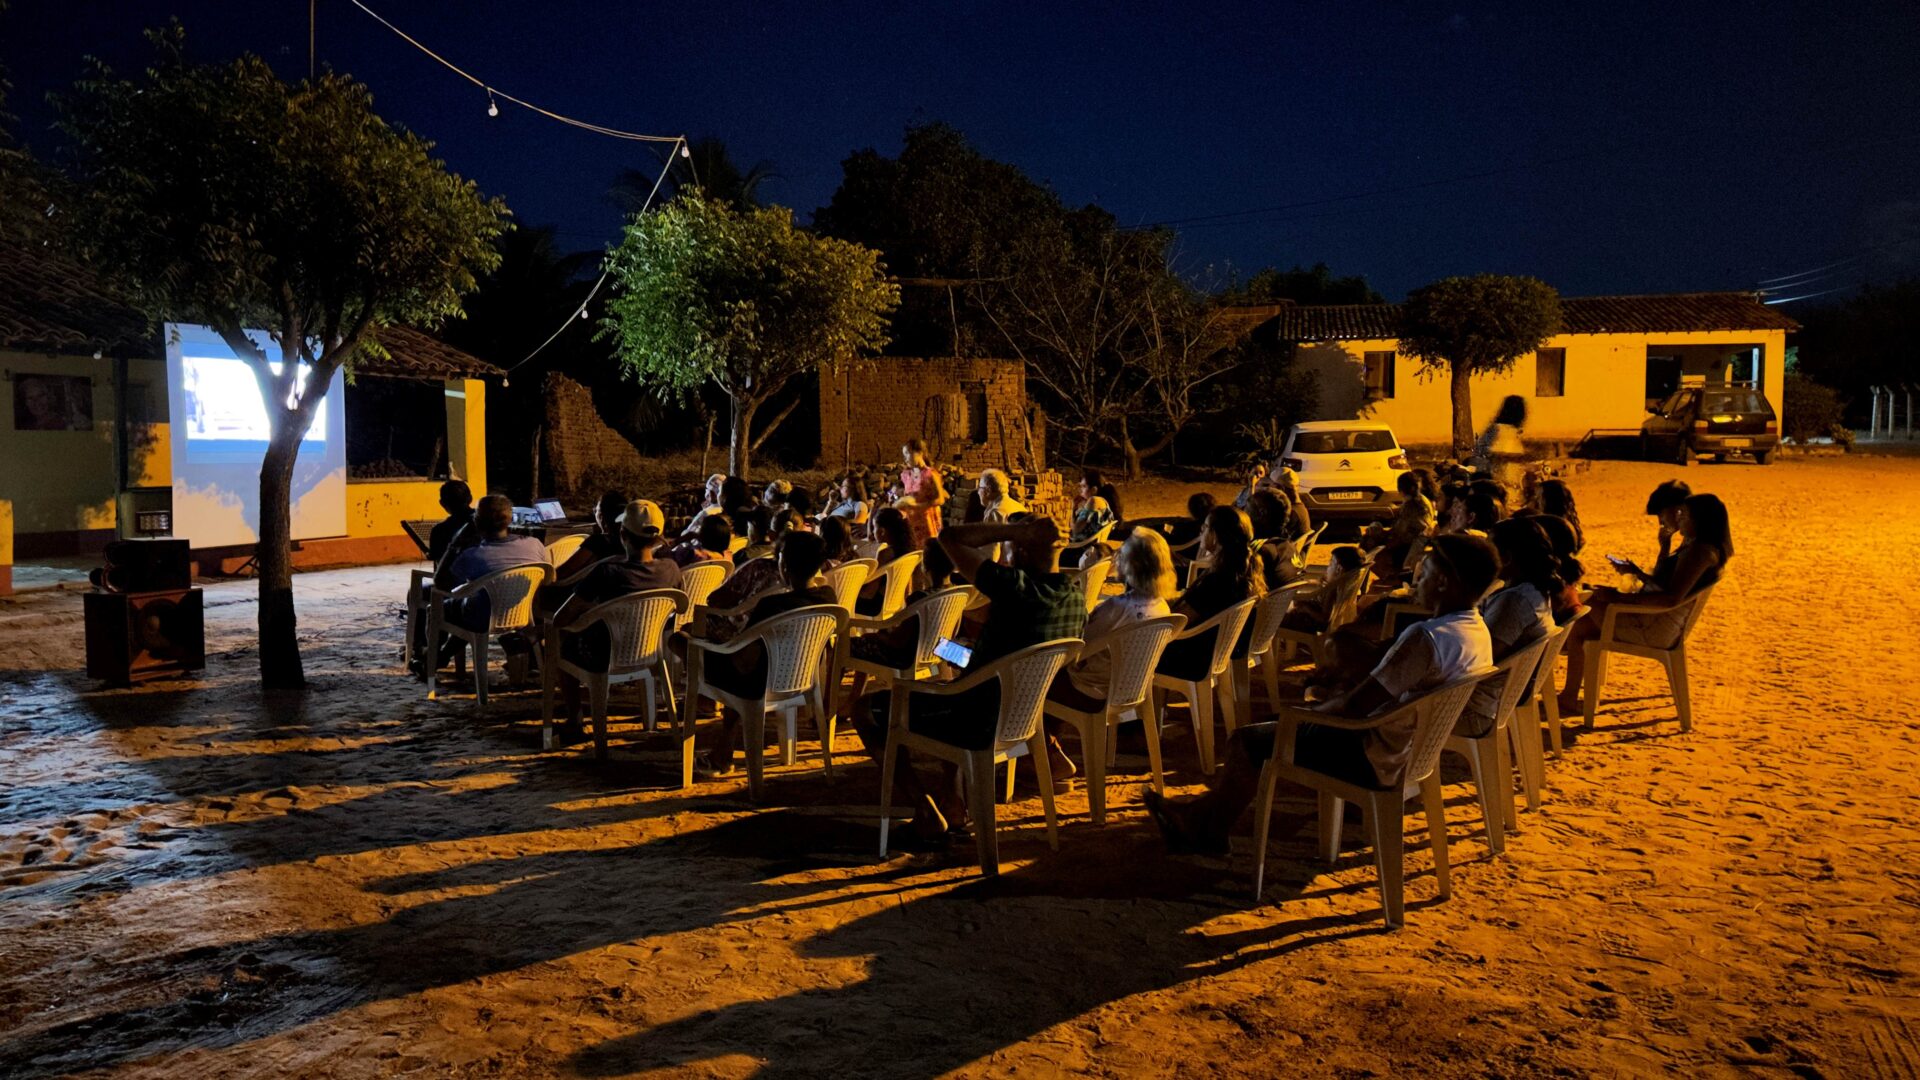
[1868,385,1881,441]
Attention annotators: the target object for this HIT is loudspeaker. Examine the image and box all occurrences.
[91,538,192,593]
[84,588,205,685]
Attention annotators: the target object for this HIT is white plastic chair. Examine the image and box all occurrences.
[845,586,974,691]
[725,535,750,556]
[823,558,875,610]
[421,563,552,709]
[540,588,689,756]
[680,604,848,799]
[1250,672,1489,928]
[1581,585,1717,735]
[862,551,924,623]
[1069,557,1114,615]
[1040,614,1185,824]
[1237,580,1316,714]
[402,568,434,669]
[1151,597,1258,774]
[1270,569,1370,668]
[1437,635,1551,859]
[544,533,587,567]
[1293,523,1328,568]
[879,638,1082,875]
[1531,606,1588,756]
[853,540,885,561]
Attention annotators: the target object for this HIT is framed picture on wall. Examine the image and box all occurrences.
[12,372,95,431]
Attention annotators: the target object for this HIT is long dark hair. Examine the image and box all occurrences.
[1082,468,1124,521]
[1530,513,1586,588]
[720,475,753,512]
[1488,517,1565,598]
[1196,505,1263,597]
[1682,493,1734,562]
[819,516,857,563]
[1537,479,1577,525]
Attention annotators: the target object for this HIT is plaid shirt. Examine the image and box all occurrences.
[971,562,1087,666]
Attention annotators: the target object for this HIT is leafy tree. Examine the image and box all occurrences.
[609,136,777,216]
[1397,274,1562,456]
[1794,279,1920,424]
[815,122,1066,355]
[1126,275,1244,477]
[56,27,506,688]
[1217,262,1384,306]
[601,192,897,479]
[0,1,53,245]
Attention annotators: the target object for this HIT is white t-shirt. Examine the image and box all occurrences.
[1067,593,1171,700]
[1371,608,1495,705]
[1459,582,1555,735]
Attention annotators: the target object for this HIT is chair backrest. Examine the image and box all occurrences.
[583,588,688,673]
[751,605,848,699]
[1677,583,1718,640]
[466,563,550,634]
[982,638,1082,747]
[1294,523,1327,566]
[545,533,587,566]
[1397,672,1492,794]
[1524,615,1580,700]
[678,560,731,609]
[905,585,974,668]
[1489,632,1554,724]
[854,540,885,561]
[824,559,875,609]
[1101,613,1187,711]
[726,535,750,556]
[1179,596,1258,680]
[1247,581,1313,656]
[1324,569,1368,634]
[1071,558,1114,615]
[873,550,924,619]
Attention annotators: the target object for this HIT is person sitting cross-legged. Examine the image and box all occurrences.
[851,516,1086,845]
[1143,534,1500,855]
[547,499,681,733]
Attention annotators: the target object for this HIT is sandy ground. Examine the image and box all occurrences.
[2,455,1919,1079]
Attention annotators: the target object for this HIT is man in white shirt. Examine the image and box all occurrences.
[1145,534,1501,855]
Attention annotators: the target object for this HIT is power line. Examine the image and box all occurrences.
[502,139,684,380]
[343,0,683,143]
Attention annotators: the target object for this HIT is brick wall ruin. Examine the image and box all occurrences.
[542,373,648,499]
[818,357,1045,474]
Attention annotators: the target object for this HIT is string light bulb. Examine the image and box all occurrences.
[578,308,589,320]
[679,142,691,158]
[486,89,499,118]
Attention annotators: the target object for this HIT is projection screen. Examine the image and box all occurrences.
[165,323,347,548]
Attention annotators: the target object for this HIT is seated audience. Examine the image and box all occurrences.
[1079,468,1125,523]
[762,478,794,513]
[435,494,549,630]
[556,490,629,580]
[823,475,872,526]
[735,508,777,563]
[1273,466,1312,538]
[708,510,807,610]
[680,474,728,540]
[668,512,735,569]
[852,516,1086,845]
[977,468,1026,522]
[1048,527,1177,712]
[1071,495,1115,545]
[1559,492,1729,713]
[1632,479,1692,587]
[1158,506,1267,681]
[855,507,917,616]
[1454,517,1560,738]
[1144,534,1501,854]
[428,479,476,568]
[819,516,859,567]
[695,530,839,774]
[1247,490,1307,589]
[1279,546,1368,633]
[1169,491,1215,549]
[787,487,816,518]
[1525,479,1583,553]
[720,475,757,536]
[548,500,681,728]
[1526,513,1586,620]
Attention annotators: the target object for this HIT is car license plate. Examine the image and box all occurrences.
[1722,437,1751,447]
[1325,491,1366,501]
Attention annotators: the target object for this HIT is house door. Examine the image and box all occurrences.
[1645,355,1681,409]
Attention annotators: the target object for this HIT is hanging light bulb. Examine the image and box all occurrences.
[486,89,499,118]
[679,141,691,158]
[578,307,589,320]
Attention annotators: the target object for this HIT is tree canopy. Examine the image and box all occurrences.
[55,24,507,687]
[1217,263,1384,306]
[1398,274,1562,456]
[601,192,897,478]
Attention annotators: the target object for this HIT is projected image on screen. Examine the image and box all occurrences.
[182,355,327,444]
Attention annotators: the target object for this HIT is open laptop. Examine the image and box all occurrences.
[534,499,568,523]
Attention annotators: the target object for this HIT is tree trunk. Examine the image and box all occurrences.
[1450,363,1475,459]
[728,395,759,480]
[256,430,305,689]
[1117,415,1145,481]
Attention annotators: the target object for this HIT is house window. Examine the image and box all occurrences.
[1535,348,1566,397]
[1362,351,1396,400]
[962,381,990,444]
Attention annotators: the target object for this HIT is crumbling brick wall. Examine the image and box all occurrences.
[818,357,1046,473]
[543,373,648,499]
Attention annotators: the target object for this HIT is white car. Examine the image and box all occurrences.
[1278,420,1410,524]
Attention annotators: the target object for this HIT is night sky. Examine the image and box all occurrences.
[6,1,1918,302]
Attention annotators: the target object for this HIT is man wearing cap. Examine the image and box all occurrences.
[548,499,682,731]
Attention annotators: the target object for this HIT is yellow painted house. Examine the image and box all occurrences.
[1237,292,1799,447]
[0,238,497,592]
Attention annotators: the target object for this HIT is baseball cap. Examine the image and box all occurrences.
[618,499,664,540]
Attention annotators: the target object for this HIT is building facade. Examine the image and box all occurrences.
[1249,293,1798,448]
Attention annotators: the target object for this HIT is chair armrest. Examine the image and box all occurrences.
[1279,699,1413,732]
[1595,596,1683,645]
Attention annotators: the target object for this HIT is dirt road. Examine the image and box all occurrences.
[1,455,1917,1078]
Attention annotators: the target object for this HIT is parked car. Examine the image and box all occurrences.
[1279,420,1410,524]
[1640,385,1778,465]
